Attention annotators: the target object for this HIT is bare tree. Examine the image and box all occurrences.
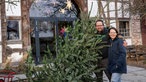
[124,0,146,17]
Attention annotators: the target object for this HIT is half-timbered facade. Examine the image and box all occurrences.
[0,0,144,63]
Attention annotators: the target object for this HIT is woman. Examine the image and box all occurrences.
[107,27,127,82]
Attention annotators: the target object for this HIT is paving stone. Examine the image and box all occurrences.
[1,65,146,82]
[103,65,146,82]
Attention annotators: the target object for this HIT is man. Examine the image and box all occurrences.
[95,20,111,82]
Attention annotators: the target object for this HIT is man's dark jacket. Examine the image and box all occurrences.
[96,28,109,59]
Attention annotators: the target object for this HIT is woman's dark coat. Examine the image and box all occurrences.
[107,38,127,73]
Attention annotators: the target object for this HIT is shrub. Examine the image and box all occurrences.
[25,18,103,82]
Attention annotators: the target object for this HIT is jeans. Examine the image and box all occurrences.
[111,73,122,82]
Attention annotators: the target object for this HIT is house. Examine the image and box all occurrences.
[0,0,23,64]
[0,0,144,64]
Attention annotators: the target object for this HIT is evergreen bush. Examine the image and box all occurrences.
[25,18,104,82]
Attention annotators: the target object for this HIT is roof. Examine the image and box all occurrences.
[29,0,77,18]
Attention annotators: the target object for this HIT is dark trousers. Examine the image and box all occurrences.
[95,58,111,82]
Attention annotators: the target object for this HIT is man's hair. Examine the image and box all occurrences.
[95,19,104,26]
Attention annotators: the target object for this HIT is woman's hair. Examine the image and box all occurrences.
[118,33,125,40]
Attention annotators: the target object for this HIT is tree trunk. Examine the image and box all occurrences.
[100,1,108,26]
[74,0,87,13]
[21,0,32,54]
[1,0,7,62]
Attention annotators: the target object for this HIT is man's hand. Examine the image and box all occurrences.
[123,40,127,47]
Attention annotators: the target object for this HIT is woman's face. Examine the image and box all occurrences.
[109,29,117,40]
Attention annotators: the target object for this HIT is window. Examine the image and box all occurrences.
[119,21,130,37]
[7,20,20,40]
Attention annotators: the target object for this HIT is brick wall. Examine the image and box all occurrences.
[130,15,142,45]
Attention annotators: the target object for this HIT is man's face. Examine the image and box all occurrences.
[95,21,104,32]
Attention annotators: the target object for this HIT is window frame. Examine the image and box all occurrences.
[6,18,21,42]
[118,20,130,38]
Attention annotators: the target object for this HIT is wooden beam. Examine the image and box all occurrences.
[115,0,119,29]
[1,0,7,62]
[107,1,110,27]
[98,0,102,18]
[122,0,124,18]
[21,0,31,54]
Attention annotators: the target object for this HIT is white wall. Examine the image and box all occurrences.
[123,3,130,18]
[0,44,23,63]
[7,44,23,62]
[88,0,98,17]
[109,2,116,17]
[5,1,21,16]
[110,20,116,27]
[117,2,122,18]
[88,0,130,18]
